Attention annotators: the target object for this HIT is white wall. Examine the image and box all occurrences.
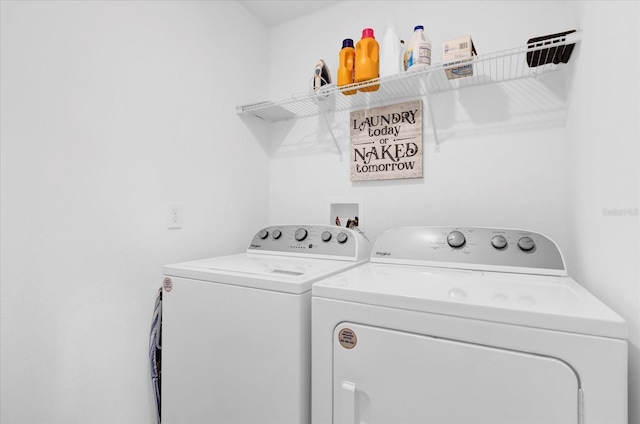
[0,1,270,423]
[266,1,639,423]
[565,2,640,423]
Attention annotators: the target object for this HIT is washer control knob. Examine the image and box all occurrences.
[294,228,308,242]
[321,231,332,242]
[336,232,349,244]
[258,230,269,240]
[272,229,282,240]
[518,236,535,251]
[447,231,466,248]
[491,235,508,250]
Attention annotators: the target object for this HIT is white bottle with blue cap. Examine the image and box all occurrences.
[406,25,431,70]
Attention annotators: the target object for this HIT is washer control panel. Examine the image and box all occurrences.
[248,225,368,261]
[371,227,566,275]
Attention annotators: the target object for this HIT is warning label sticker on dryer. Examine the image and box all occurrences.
[338,328,357,349]
[163,277,173,292]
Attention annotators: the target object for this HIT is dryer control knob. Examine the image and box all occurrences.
[337,232,349,244]
[258,230,269,240]
[491,235,508,250]
[447,231,466,248]
[518,236,535,251]
[294,228,308,242]
[272,229,282,240]
[321,231,332,242]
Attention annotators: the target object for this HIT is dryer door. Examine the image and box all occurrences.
[333,323,580,424]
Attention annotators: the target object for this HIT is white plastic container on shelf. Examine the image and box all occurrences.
[380,25,403,77]
[406,25,431,70]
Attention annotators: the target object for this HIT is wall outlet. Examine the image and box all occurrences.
[167,203,183,229]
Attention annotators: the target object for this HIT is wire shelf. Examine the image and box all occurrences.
[236,32,580,122]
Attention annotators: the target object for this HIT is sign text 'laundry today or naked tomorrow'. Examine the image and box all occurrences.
[350,100,423,182]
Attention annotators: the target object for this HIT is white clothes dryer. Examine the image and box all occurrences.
[312,227,627,424]
[162,225,369,424]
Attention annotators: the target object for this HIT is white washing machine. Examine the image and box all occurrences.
[161,224,370,424]
[312,227,628,424]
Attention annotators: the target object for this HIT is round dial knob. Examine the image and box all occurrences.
[336,232,349,244]
[272,230,282,240]
[491,235,508,250]
[294,228,308,242]
[447,231,466,248]
[321,231,332,242]
[258,230,269,240]
[518,236,535,251]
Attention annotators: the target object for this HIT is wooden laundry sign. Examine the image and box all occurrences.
[350,100,423,182]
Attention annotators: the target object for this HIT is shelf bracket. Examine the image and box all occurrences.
[320,111,342,158]
[425,93,440,153]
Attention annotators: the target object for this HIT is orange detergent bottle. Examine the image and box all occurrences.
[355,28,379,92]
[338,38,356,95]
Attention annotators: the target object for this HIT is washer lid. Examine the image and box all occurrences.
[164,253,366,294]
[312,263,627,339]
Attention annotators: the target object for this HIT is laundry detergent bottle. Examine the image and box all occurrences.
[355,28,379,92]
[338,38,356,95]
[406,25,431,70]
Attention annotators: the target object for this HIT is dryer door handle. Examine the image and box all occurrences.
[338,381,357,424]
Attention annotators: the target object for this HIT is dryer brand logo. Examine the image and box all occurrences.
[350,100,423,182]
[249,244,262,249]
[375,251,392,257]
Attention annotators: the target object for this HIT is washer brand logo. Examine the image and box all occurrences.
[375,251,392,257]
[249,244,262,249]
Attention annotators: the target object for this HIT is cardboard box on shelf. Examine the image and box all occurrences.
[443,35,477,79]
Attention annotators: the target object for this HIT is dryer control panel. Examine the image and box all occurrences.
[248,225,369,261]
[371,227,566,276]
